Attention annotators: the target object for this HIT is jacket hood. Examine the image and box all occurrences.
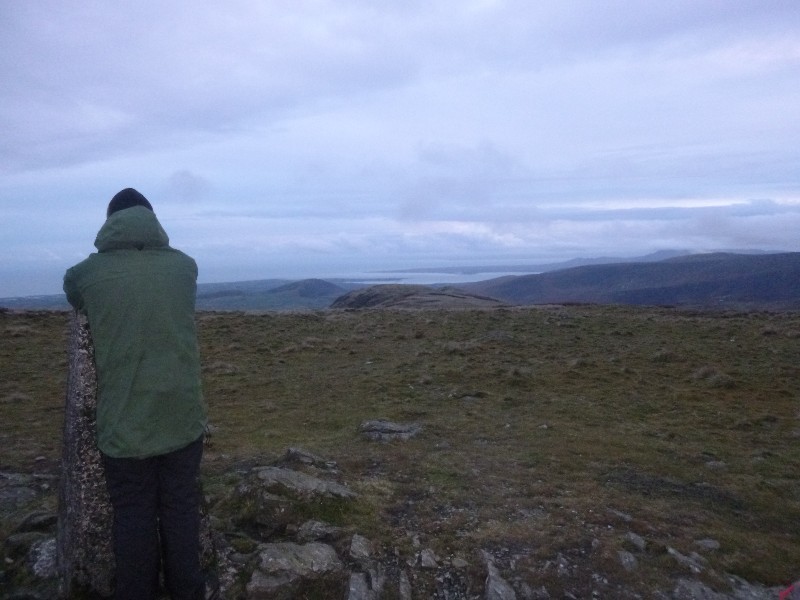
[94,205,169,252]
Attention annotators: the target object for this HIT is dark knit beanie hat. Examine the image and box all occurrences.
[107,188,154,218]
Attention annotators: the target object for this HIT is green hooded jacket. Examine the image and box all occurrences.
[63,206,207,458]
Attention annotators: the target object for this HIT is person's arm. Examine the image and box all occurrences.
[63,268,85,313]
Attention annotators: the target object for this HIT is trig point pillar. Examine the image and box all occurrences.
[56,312,114,597]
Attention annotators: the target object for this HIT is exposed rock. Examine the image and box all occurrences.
[398,570,412,600]
[346,534,387,600]
[348,566,387,600]
[359,419,422,442]
[607,508,633,522]
[434,567,472,599]
[624,531,647,552]
[485,560,517,600]
[5,532,46,559]
[526,585,552,599]
[350,534,373,562]
[695,538,721,552]
[348,572,371,600]
[253,466,356,499]
[672,574,782,599]
[419,548,439,569]
[204,530,239,599]
[29,537,57,579]
[617,550,638,572]
[296,520,344,543]
[218,465,357,544]
[668,547,706,574]
[280,447,339,472]
[246,542,345,599]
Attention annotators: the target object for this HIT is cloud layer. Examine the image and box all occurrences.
[1,1,799,295]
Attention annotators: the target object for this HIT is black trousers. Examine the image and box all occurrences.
[102,436,205,600]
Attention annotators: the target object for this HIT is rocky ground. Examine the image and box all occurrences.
[2,440,787,599]
[3,306,799,598]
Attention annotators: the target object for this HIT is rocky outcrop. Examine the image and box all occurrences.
[207,449,457,599]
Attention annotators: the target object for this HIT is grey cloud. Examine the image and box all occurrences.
[0,1,421,172]
[532,199,798,224]
[3,1,798,177]
[397,141,528,220]
[1,1,799,296]
[163,170,212,203]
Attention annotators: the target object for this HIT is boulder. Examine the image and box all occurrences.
[359,419,422,442]
[246,542,345,599]
[254,466,356,500]
[482,551,516,600]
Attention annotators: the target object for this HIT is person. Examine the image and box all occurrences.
[63,188,208,600]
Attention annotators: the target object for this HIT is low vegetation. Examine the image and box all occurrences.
[2,304,800,597]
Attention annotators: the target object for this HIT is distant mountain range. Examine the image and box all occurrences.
[2,251,799,311]
[459,252,800,310]
[383,249,693,275]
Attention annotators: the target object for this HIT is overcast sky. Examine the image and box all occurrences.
[2,1,799,296]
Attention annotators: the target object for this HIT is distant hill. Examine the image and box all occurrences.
[330,285,506,309]
[0,294,70,311]
[196,278,349,311]
[3,252,798,311]
[460,252,800,309]
[385,249,692,276]
[0,278,353,312]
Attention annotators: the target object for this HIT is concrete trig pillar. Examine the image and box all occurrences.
[56,311,114,597]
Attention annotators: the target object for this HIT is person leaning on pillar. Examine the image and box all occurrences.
[63,188,211,600]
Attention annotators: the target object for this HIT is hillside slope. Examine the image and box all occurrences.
[330,284,505,309]
[196,278,348,310]
[462,252,800,309]
[3,253,798,311]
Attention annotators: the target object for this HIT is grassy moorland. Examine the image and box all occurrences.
[1,305,799,596]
